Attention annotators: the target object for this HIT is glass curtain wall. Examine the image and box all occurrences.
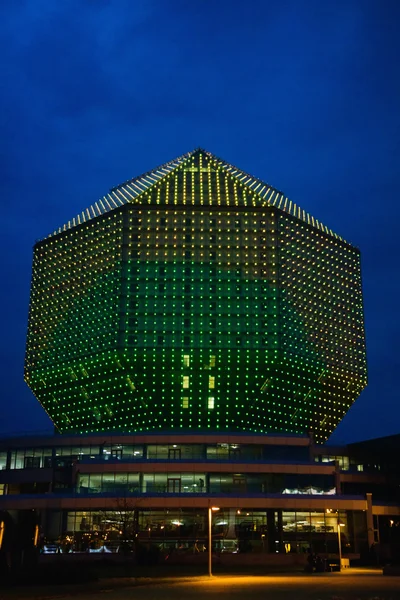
[57,508,360,555]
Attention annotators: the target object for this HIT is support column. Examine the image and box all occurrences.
[267,509,276,553]
[335,460,341,495]
[366,493,374,549]
[277,510,284,553]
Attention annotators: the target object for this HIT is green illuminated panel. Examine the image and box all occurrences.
[25,150,367,442]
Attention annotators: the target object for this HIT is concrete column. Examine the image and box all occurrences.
[366,493,374,549]
[335,460,341,495]
[224,508,238,539]
[277,510,284,553]
[267,509,276,553]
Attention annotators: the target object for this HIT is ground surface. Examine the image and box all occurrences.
[1,569,400,600]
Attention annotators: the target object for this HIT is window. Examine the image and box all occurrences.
[183,376,189,389]
[210,235,216,243]
[208,397,215,409]
[160,217,166,226]
[182,397,189,409]
[184,266,191,276]
[158,283,165,292]
[159,266,166,276]
[235,219,241,228]
[183,355,190,367]
[158,335,164,345]
[185,234,192,243]
[184,284,191,293]
[0,452,7,470]
[184,300,191,310]
[210,251,216,260]
[209,376,215,389]
[184,318,190,328]
[210,355,216,368]
[185,217,192,226]
[185,250,191,259]
[184,336,190,346]
[24,456,41,469]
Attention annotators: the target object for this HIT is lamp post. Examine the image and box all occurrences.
[208,505,219,577]
[327,508,344,572]
[337,516,342,571]
[337,514,345,571]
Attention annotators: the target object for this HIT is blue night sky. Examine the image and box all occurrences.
[0,0,399,444]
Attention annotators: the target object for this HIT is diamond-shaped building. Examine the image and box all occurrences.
[24,149,367,442]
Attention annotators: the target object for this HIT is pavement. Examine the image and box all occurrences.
[1,568,399,600]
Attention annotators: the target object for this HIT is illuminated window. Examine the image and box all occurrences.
[208,397,215,409]
[182,397,189,409]
[210,355,216,367]
[183,355,190,367]
[209,376,215,389]
[183,376,189,389]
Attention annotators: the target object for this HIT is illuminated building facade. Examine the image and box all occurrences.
[24,149,367,442]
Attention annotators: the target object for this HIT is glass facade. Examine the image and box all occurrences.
[0,451,7,470]
[74,471,334,496]
[24,150,367,442]
[50,507,363,556]
[9,448,52,469]
[0,441,314,471]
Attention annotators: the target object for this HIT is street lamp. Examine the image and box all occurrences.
[337,517,345,571]
[208,506,220,577]
[327,509,345,571]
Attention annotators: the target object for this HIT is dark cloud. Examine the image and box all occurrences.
[0,0,399,443]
